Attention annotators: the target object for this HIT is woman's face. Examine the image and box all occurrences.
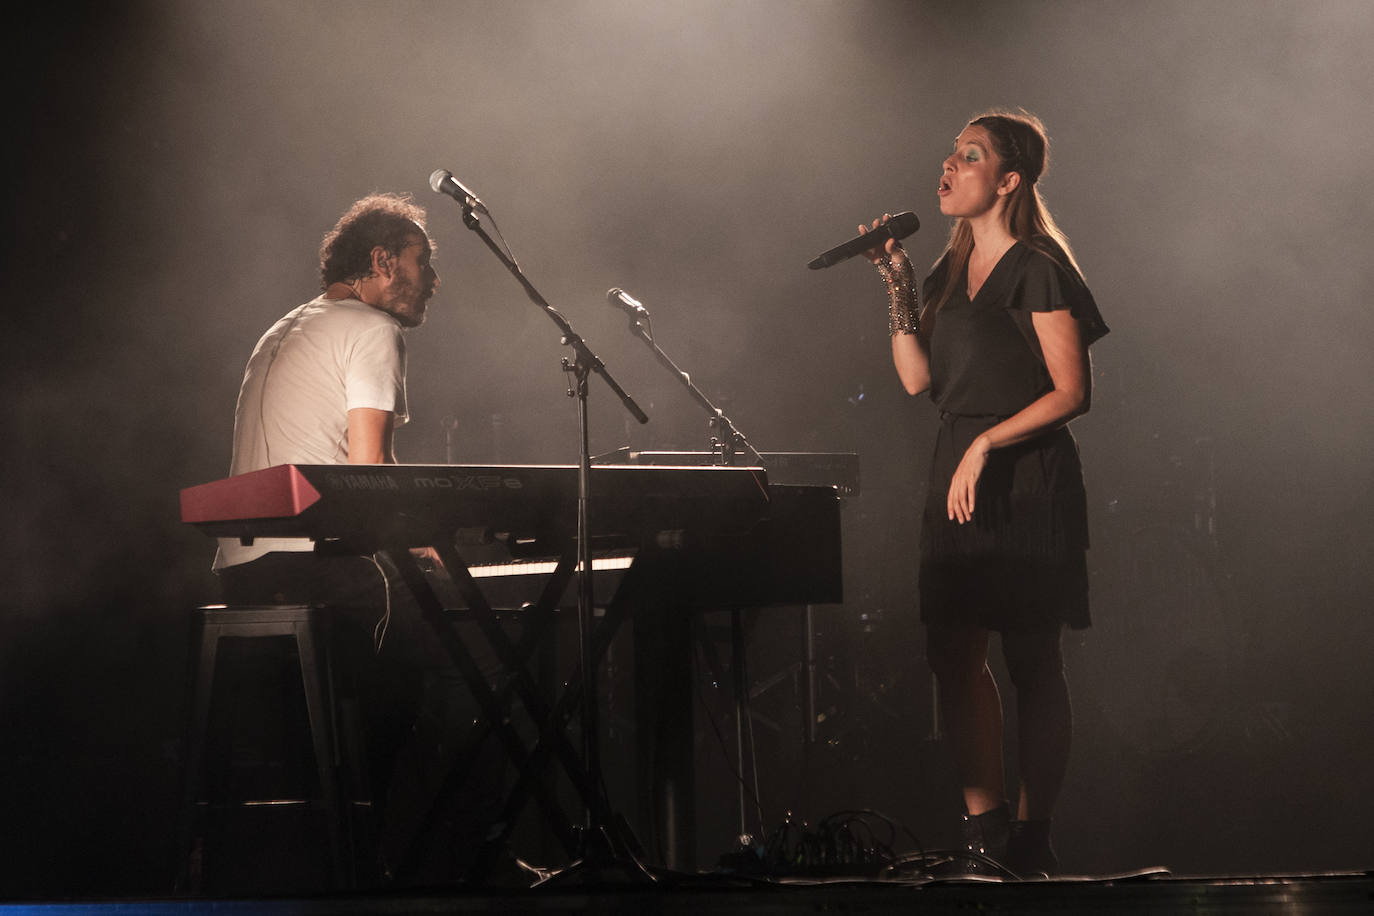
[937,125,1009,220]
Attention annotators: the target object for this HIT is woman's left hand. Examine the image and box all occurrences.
[947,436,991,524]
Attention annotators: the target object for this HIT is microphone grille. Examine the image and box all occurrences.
[889,211,920,237]
[428,169,451,193]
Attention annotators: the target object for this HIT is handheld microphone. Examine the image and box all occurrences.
[429,169,490,215]
[607,287,648,317]
[806,211,920,269]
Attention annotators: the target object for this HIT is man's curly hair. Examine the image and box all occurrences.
[319,193,429,288]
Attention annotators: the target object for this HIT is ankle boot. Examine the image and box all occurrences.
[1006,818,1058,878]
[959,804,1010,873]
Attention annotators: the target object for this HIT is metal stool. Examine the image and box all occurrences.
[177,604,354,893]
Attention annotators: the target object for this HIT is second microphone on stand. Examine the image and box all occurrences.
[607,287,649,317]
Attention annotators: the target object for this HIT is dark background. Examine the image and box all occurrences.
[3,0,1372,897]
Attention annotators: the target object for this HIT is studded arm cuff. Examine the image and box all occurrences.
[876,254,919,336]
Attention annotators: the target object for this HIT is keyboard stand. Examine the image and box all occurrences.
[376,540,603,883]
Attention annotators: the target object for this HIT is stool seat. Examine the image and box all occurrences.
[177,603,357,893]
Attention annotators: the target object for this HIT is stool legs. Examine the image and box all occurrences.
[292,613,347,887]
[177,605,354,894]
[176,611,219,894]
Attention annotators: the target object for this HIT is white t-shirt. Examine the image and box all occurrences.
[214,295,408,569]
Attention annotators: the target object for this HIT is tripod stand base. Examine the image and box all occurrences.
[533,821,656,888]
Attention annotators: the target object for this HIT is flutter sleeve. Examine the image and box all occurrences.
[1009,242,1110,347]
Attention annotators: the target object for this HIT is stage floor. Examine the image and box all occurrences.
[7,870,1372,915]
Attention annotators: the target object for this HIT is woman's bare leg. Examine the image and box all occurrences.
[927,623,1005,814]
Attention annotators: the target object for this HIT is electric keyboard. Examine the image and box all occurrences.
[181,462,771,551]
[181,462,841,607]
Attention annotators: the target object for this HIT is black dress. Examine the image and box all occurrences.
[918,238,1108,632]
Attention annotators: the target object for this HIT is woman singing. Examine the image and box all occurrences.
[862,110,1108,877]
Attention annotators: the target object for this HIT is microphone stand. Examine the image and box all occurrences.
[619,310,762,467]
[616,305,766,846]
[455,205,649,878]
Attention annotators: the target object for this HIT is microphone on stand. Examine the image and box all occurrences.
[806,211,920,269]
[429,169,490,215]
[606,287,649,317]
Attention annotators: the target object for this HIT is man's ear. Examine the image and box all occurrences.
[370,245,394,279]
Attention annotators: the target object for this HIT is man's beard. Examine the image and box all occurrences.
[381,275,427,328]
